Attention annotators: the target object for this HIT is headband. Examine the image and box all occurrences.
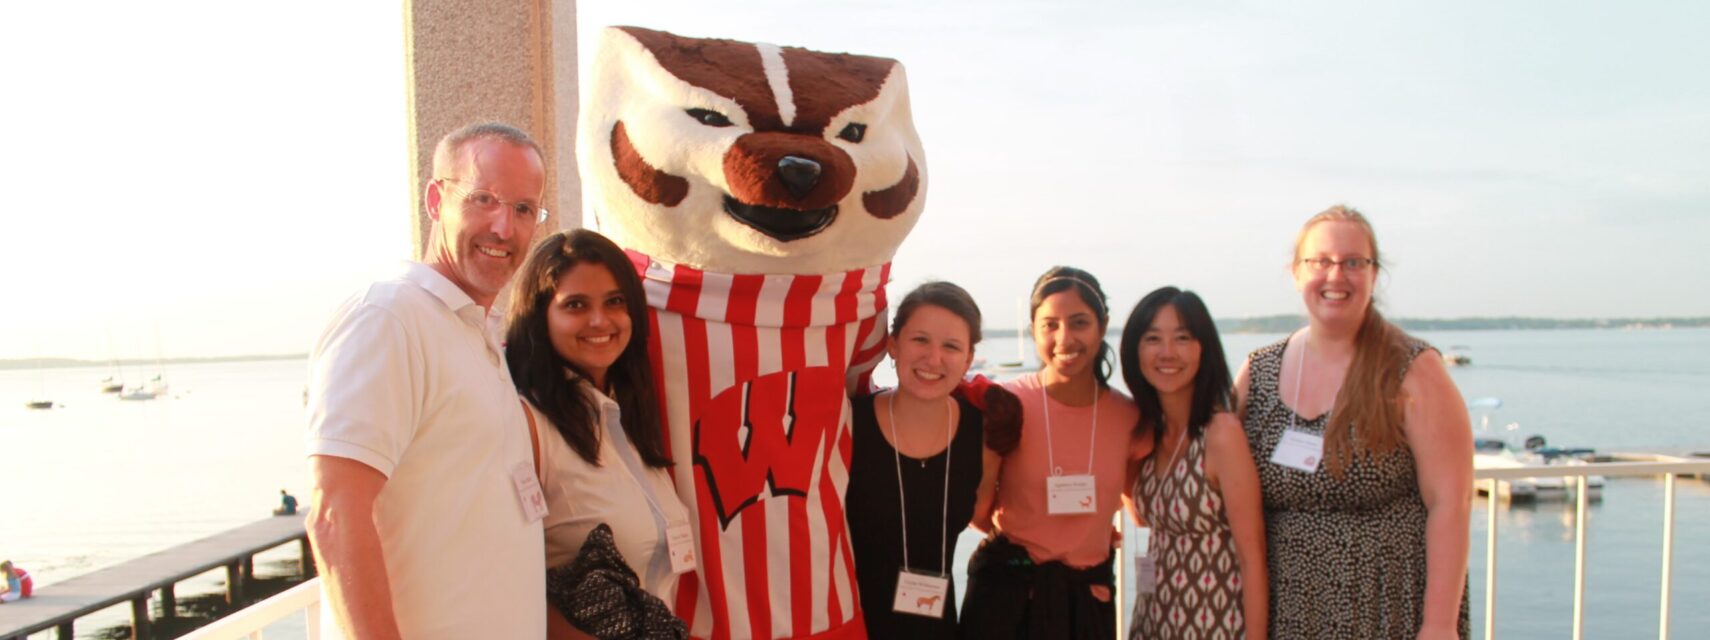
[1036,275,1107,315]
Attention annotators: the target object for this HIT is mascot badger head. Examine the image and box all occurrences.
[578,26,926,275]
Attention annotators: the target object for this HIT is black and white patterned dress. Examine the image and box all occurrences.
[1130,434,1244,640]
[1243,336,1469,639]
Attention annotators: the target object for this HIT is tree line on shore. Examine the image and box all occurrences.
[6,317,1708,369]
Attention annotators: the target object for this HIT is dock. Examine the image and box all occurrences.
[1601,449,1710,480]
[0,516,311,640]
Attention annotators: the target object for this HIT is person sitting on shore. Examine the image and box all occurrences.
[0,560,33,603]
[274,489,298,516]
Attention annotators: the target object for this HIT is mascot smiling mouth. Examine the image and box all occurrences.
[722,196,837,241]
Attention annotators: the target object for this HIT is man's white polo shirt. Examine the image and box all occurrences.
[306,262,544,639]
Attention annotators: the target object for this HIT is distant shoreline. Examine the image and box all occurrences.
[0,353,305,371]
[983,315,1710,337]
[6,316,1707,367]
[1211,315,1710,334]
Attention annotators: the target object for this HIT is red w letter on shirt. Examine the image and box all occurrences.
[693,366,844,529]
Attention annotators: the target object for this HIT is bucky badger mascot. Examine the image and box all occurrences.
[578,26,926,640]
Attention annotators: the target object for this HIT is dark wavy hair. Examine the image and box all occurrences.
[504,229,670,468]
[1118,287,1232,444]
[1029,266,1114,389]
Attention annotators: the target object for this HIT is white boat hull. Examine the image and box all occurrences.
[1475,452,1606,502]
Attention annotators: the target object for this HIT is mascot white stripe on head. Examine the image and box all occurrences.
[579,26,927,640]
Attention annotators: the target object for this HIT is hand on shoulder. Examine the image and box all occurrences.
[981,385,1023,456]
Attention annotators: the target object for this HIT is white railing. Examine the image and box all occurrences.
[1474,459,1710,640]
[179,578,319,640]
[185,460,1710,640]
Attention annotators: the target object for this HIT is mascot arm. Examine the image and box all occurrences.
[846,311,889,395]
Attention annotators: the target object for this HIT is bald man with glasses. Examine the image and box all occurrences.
[305,122,550,640]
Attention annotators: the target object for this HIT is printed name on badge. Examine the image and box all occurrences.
[511,463,548,523]
[1270,429,1325,473]
[1046,474,1098,515]
[666,522,697,574]
[1135,554,1157,594]
[893,570,950,619]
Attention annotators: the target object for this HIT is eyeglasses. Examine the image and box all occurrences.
[439,178,548,225]
[1297,257,1378,273]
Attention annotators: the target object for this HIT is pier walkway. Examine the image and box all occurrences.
[0,516,310,640]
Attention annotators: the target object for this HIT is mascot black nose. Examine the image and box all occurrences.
[777,156,822,200]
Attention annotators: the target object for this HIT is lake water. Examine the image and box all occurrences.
[4,329,1708,638]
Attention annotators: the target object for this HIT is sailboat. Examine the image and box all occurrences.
[25,358,57,410]
[119,384,160,401]
[987,299,1034,374]
[120,327,172,401]
[99,333,125,392]
[120,372,168,401]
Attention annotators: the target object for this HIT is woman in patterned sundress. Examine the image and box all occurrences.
[1120,287,1267,640]
[1234,206,1473,639]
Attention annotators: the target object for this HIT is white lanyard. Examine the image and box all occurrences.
[1289,329,1307,432]
[595,392,669,520]
[1272,329,1327,473]
[887,392,953,576]
[594,385,696,573]
[1041,378,1099,476]
[1142,426,1189,525]
[1157,425,1190,480]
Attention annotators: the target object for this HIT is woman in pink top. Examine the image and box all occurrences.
[961,266,1148,640]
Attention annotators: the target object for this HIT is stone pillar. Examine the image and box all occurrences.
[404,0,581,260]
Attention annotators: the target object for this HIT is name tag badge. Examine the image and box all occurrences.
[511,463,547,523]
[1270,429,1325,473]
[1046,474,1098,515]
[665,522,697,574]
[892,570,950,619]
[1135,554,1157,594]
[1135,526,1152,557]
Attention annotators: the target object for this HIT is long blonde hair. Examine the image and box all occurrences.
[1294,205,1411,475]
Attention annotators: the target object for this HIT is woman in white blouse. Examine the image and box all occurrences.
[506,229,690,639]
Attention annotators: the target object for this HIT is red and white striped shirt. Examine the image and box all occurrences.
[627,250,889,640]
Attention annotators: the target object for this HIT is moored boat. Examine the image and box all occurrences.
[119,386,160,401]
[1474,436,1606,502]
[1469,397,1604,502]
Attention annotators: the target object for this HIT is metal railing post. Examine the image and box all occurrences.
[1572,475,1589,640]
[131,595,151,639]
[1659,473,1676,640]
[1484,478,1499,640]
[1114,512,1126,636]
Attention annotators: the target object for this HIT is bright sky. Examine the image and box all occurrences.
[4,0,1707,361]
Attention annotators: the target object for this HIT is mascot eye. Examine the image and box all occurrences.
[686,108,733,127]
[837,122,867,143]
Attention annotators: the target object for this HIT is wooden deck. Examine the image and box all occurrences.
[0,516,309,640]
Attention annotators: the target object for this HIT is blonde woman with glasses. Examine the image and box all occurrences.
[1234,206,1473,639]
